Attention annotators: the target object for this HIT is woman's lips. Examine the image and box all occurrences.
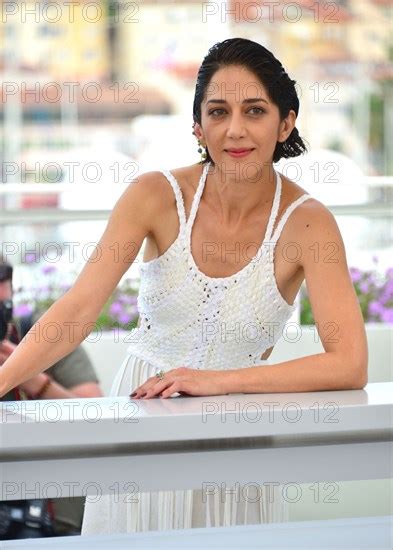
[225,148,254,158]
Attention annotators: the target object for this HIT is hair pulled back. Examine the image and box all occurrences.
[192,38,308,164]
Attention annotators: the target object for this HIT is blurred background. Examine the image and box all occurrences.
[1,0,392,332]
[0,2,392,538]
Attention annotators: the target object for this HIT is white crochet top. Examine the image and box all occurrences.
[126,161,312,371]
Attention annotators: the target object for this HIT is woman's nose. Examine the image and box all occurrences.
[226,113,247,139]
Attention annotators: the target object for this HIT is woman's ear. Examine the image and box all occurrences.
[278,110,296,143]
[193,122,203,141]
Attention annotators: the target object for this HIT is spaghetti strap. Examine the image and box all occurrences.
[271,193,313,245]
[185,162,210,239]
[263,169,282,245]
[161,163,210,237]
[161,169,187,234]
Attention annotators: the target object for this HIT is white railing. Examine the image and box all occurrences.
[0,177,392,224]
[2,517,393,548]
[1,382,392,546]
[1,176,392,194]
[1,383,392,494]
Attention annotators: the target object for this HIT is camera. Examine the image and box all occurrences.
[0,299,13,342]
[0,499,55,539]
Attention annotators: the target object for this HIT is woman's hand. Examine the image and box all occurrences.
[0,340,51,396]
[130,366,227,399]
[0,339,17,365]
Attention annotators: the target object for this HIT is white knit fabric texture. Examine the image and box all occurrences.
[126,161,312,372]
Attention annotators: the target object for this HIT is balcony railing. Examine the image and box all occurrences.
[1,177,392,224]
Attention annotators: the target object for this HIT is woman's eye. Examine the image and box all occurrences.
[209,109,225,116]
[208,107,265,116]
[249,107,265,114]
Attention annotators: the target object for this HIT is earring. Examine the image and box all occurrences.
[197,139,207,162]
[192,124,207,162]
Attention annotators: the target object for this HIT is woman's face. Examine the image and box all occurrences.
[194,65,296,173]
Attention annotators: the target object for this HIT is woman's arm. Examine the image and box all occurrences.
[0,172,163,398]
[222,200,368,394]
[0,339,104,399]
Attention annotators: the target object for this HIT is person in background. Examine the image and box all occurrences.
[0,254,104,538]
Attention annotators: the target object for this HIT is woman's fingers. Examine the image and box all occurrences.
[131,376,172,399]
[129,367,195,399]
[130,374,161,397]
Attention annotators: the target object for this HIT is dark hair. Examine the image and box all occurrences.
[0,254,13,283]
[192,37,308,165]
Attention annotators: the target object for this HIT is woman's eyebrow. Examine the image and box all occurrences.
[206,97,269,105]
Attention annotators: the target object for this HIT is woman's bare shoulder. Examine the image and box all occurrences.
[139,163,200,193]
[134,167,185,204]
[168,163,203,190]
[280,172,325,212]
[280,172,308,197]
[133,164,202,225]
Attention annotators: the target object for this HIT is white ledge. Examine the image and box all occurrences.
[0,382,391,455]
[0,383,391,499]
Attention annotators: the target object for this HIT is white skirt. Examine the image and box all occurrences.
[80,354,289,535]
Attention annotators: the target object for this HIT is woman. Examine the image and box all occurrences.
[0,38,368,534]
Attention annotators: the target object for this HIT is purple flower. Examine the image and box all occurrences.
[109,301,123,315]
[381,308,393,323]
[14,303,33,317]
[359,281,370,294]
[368,301,383,316]
[350,268,362,283]
[380,280,393,302]
[42,265,57,275]
[372,255,379,264]
[25,253,38,264]
[119,313,132,324]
